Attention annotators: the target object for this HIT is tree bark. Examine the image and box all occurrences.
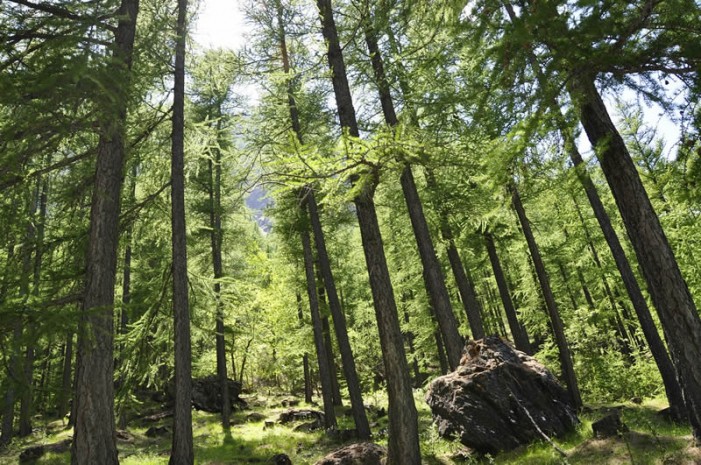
[208,140,230,429]
[511,186,582,410]
[57,331,74,420]
[307,193,370,436]
[169,0,193,461]
[117,165,136,430]
[321,315,342,407]
[300,227,337,429]
[484,231,531,353]
[316,0,420,461]
[71,0,138,462]
[569,74,701,432]
[501,1,687,421]
[364,24,463,370]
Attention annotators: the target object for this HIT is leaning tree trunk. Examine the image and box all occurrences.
[296,293,313,403]
[364,24,463,370]
[566,139,686,419]
[169,0,193,461]
[208,142,231,429]
[57,331,74,420]
[300,227,337,430]
[425,171,485,340]
[511,186,582,410]
[316,0,420,461]
[18,185,37,438]
[71,0,138,463]
[117,165,136,430]
[484,231,531,353]
[307,192,370,437]
[569,73,701,435]
[501,0,687,421]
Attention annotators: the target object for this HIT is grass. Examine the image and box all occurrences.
[1,392,698,464]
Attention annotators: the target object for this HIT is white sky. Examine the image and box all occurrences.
[192,0,248,51]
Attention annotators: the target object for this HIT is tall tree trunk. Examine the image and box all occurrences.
[566,155,685,417]
[275,0,366,431]
[502,1,687,422]
[208,141,230,429]
[296,292,313,403]
[511,186,582,409]
[169,0,193,461]
[402,304,422,386]
[306,192,370,436]
[71,0,138,463]
[569,75,697,429]
[118,165,136,431]
[19,183,38,438]
[484,231,531,353]
[364,24,463,370]
[57,331,74,420]
[321,316,342,407]
[316,0,420,461]
[300,227,337,430]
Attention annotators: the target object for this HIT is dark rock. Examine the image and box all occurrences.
[145,425,170,438]
[630,396,643,404]
[165,376,246,413]
[313,442,386,465]
[326,429,358,441]
[19,439,71,464]
[426,336,579,454]
[116,429,134,442]
[592,411,628,438]
[293,420,322,432]
[278,409,324,424]
[247,412,267,422]
[264,421,276,430]
[269,454,293,465]
[281,398,300,407]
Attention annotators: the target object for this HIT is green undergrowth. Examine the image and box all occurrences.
[0,392,698,465]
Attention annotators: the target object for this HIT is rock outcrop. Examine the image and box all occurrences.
[426,336,578,453]
[313,442,386,465]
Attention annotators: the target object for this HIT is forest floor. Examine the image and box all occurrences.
[0,391,699,465]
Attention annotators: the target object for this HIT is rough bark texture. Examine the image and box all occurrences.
[307,192,370,437]
[209,149,230,429]
[301,228,337,430]
[500,1,686,420]
[426,337,578,453]
[316,0,420,462]
[57,332,73,420]
[484,232,532,354]
[118,167,136,431]
[365,25,463,370]
[568,137,686,420]
[570,74,701,436]
[71,0,139,462]
[511,187,582,410]
[169,0,193,461]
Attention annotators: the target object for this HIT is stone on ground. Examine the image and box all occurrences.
[313,442,386,465]
[426,336,578,453]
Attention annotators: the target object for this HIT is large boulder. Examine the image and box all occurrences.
[426,336,578,454]
[313,442,386,465]
[165,376,246,413]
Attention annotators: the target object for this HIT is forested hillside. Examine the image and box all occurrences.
[1,0,701,464]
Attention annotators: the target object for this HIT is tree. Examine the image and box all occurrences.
[71,0,139,462]
[169,0,194,460]
[316,0,420,462]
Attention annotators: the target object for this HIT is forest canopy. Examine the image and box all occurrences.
[1,0,701,464]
